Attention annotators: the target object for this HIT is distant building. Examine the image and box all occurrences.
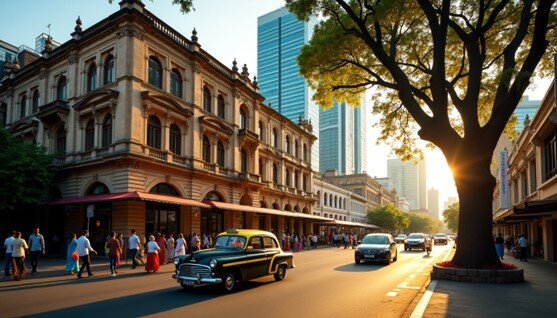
[320,101,354,174]
[0,39,18,77]
[387,158,427,210]
[375,177,394,191]
[443,196,458,210]
[398,198,410,212]
[428,188,440,220]
[513,95,540,132]
[35,33,60,53]
[353,97,368,174]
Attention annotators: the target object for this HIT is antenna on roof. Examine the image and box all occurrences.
[47,24,51,37]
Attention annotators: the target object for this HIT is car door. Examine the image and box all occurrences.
[245,236,267,279]
[389,235,397,258]
[264,236,281,274]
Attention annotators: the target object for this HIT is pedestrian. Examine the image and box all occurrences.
[167,234,175,262]
[28,227,45,275]
[128,229,140,269]
[116,233,124,268]
[202,233,211,250]
[518,234,529,262]
[145,235,160,273]
[495,233,505,260]
[344,234,350,249]
[76,230,97,279]
[155,233,167,265]
[65,233,79,275]
[311,234,318,249]
[3,230,15,278]
[105,231,121,277]
[10,231,28,281]
[190,233,200,252]
[174,233,187,257]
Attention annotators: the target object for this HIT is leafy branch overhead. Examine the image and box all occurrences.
[287,0,556,160]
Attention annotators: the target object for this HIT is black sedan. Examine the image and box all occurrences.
[434,233,448,245]
[355,233,398,265]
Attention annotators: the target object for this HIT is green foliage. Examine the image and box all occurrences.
[404,212,443,234]
[366,204,409,232]
[443,202,459,233]
[0,128,54,210]
[109,0,194,13]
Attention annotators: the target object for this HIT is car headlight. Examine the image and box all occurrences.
[209,259,217,268]
[174,258,180,265]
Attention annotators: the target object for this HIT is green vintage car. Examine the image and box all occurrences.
[173,229,294,292]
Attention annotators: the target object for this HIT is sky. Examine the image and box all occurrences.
[1,0,554,214]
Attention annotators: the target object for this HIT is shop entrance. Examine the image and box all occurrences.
[145,205,179,236]
[86,204,112,256]
[201,209,223,235]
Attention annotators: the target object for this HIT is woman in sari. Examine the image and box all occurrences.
[65,233,79,275]
[116,233,124,268]
[145,235,160,273]
[174,233,187,257]
[155,233,167,265]
[166,234,175,263]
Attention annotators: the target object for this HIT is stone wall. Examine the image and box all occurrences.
[430,265,524,284]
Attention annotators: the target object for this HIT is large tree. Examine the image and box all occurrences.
[286,0,556,268]
[367,204,409,232]
[443,202,460,232]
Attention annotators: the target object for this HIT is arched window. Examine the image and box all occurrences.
[204,191,223,201]
[303,174,307,191]
[240,148,247,172]
[56,128,66,154]
[294,171,299,189]
[294,140,299,158]
[258,159,263,176]
[334,196,338,208]
[217,95,225,119]
[87,182,110,195]
[272,128,278,148]
[85,119,95,151]
[170,69,182,97]
[202,135,211,162]
[87,63,97,92]
[258,121,264,141]
[169,124,181,154]
[285,135,290,153]
[57,76,67,101]
[272,163,278,184]
[239,108,247,130]
[102,115,112,147]
[150,183,179,196]
[203,86,211,112]
[343,198,346,210]
[303,143,308,161]
[31,90,39,114]
[147,115,162,149]
[217,140,225,167]
[285,168,291,187]
[20,95,26,119]
[329,194,333,207]
[148,56,162,88]
[103,55,115,84]
[324,192,328,206]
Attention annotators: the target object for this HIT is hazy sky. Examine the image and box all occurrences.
[1,0,553,210]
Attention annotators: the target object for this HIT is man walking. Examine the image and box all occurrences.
[518,234,529,262]
[28,228,45,274]
[76,230,97,278]
[10,231,28,281]
[4,231,15,278]
[128,229,140,269]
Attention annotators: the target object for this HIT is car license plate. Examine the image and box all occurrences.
[364,255,375,259]
[182,280,196,286]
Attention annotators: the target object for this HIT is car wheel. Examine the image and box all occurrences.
[222,270,239,292]
[355,257,361,264]
[385,252,392,265]
[393,251,398,262]
[274,265,287,281]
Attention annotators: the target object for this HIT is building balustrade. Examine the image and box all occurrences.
[146,147,166,160]
[80,150,92,160]
[96,146,109,157]
[203,162,216,172]
[171,154,192,168]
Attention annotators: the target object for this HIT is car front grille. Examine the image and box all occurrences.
[178,263,211,278]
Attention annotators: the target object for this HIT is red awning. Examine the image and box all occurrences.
[49,191,211,208]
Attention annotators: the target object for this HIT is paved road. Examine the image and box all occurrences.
[0,244,452,318]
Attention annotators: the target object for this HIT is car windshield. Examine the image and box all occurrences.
[408,234,424,239]
[396,234,406,238]
[362,235,390,244]
[435,234,447,237]
[214,235,247,249]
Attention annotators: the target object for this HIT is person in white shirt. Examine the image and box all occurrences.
[76,230,97,278]
[10,231,28,281]
[4,231,15,277]
[518,234,529,262]
[174,233,187,256]
[145,235,161,273]
[128,229,140,269]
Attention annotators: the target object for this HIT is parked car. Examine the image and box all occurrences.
[394,234,407,244]
[434,233,448,245]
[173,229,294,292]
[404,233,427,251]
[354,233,398,265]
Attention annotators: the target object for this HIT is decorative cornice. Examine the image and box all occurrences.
[68,50,80,65]
[116,24,144,40]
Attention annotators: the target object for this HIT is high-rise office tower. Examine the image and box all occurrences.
[257,7,320,171]
[428,188,440,220]
[353,95,368,174]
[387,158,427,210]
[513,95,541,132]
[320,102,354,174]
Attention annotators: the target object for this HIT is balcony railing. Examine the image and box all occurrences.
[39,100,69,112]
[146,147,166,160]
[239,172,261,183]
[172,154,192,168]
[96,147,109,157]
[80,150,92,160]
[203,162,216,172]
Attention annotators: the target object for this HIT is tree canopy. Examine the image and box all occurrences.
[0,128,54,210]
[366,204,409,231]
[443,202,459,233]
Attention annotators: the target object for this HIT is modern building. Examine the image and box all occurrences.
[0,0,334,247]
[0,39,18,78]
[353,100,368,173]
[322,170,398,211]
[443,196,458,210]
[513,95,541,132]
[257,7,320,172]
[35,33,61,54]
[398,198,411,212]
[319,102,354,174]
[375,177,394,191]
[387,158,427,210]
[427,188,440,220]
[492,80,557,262]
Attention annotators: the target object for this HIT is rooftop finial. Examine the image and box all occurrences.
[75,16,82,32]
[253,75,258,86]
[241,64,249,77]
[524,114,531,127]
[191,27,198,43]
[232,58,238,72]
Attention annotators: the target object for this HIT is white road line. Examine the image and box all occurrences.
[387,291,398,297]
[409,280,438,318]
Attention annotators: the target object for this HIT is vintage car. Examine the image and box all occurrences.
[173,229,294,292]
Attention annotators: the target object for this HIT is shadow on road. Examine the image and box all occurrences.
[334,263,383,272]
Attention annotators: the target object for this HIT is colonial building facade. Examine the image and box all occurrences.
[492,81,557,262]
[0,0,323,245]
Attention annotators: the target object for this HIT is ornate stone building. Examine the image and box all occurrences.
[0,0,322,244]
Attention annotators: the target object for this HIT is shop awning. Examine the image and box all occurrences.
[312,219,379,229]
[49,191,211,208]
[513,199,557,214]
[203,200,297,218]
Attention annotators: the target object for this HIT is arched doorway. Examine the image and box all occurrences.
[238,194,252,229]
[146,183,180,236]
[86,182,112,255]
[202,191,224,235]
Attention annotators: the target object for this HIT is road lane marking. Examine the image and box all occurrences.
[409,280,438,318]
[387,291,398,297]
[398,281,421,290]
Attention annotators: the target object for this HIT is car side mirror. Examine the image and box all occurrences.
[246,246,254,252]
[357,241,361,245]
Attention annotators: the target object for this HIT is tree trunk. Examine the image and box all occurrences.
[450,152,502,268]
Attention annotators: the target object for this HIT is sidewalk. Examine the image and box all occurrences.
[421,251,557,317]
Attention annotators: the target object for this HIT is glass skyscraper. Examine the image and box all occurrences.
[514,95,541,132]
[257,7,320,171]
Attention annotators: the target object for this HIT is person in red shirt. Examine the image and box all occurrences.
[105,232,121,277]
